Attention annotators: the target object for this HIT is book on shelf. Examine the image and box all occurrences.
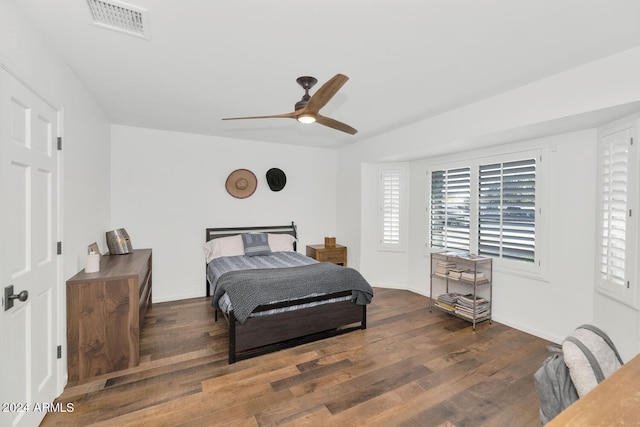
[436,250,470,258]
[457,293,488,305]
[437,292,461,305]
[455,294,490,316]
[455,309,490,320]
[435,301,456,312]
[455,303,489,314]
[460,271,488,283]
[435,260,457,276]
[447,268,468,279]
[455,253,489,261]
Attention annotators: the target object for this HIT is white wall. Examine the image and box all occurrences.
[360,162,410,288]
[110,125,339,302]
[337,47,640,361]
[0,0,111,278]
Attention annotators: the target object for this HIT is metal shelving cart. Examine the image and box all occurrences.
[429,251,492,329]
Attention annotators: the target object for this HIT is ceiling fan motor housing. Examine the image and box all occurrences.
[295,76,317,110]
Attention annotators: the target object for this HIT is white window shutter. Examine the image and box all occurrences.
[478,159,536,263]
[381,169,401,246]
[598,129,631,290]
[429,168,471,251]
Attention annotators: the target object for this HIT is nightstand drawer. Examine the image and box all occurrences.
[318,250,345,263]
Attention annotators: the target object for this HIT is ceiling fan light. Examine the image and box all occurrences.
[297,113,316,124]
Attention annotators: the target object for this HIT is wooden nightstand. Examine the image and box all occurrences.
[306,244,347,266]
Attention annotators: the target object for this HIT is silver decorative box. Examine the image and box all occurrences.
[106,228,133,255]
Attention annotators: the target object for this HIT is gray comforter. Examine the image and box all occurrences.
[213,262,374,323]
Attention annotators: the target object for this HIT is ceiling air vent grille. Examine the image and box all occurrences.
[86,0,149,39]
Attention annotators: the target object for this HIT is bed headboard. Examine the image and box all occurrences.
[204,222,298,297]
[205,221,298,251]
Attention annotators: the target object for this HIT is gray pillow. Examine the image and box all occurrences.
[241,233,272,256]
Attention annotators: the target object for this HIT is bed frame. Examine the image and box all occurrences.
[205,222,367,363]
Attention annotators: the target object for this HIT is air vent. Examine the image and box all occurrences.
[86,0,149,39]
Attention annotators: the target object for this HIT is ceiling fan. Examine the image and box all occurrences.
[222,73,357,135]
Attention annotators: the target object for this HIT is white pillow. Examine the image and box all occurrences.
[268,233,296,252]
[562,326,622,397]
[203,235,244,263]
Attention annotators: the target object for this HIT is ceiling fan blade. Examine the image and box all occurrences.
[222,111,297,120]
[304,74,349,114]
[316,114,358,135]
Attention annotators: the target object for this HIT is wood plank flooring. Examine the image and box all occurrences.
[42,288,552,426]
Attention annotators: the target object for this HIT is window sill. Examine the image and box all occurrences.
[493,260,550,283]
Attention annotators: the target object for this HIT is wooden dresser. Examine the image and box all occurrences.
[306,244,347,266]
[66,249,152,382]
[546,353,640,426]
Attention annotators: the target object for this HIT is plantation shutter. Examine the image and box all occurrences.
[598,130,630,287]
[381,169,401,245]
[478,159,536,262]
[429,167,471,251]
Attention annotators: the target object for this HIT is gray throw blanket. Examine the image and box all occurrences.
[213,262,374,323]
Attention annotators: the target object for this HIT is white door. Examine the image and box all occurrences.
[0,68,60,427]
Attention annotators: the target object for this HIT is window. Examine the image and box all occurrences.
[428,153,541,275]
[429,167,471,251]
[596,124,637,301]
[379,167,404,250]
[478,159,536,263]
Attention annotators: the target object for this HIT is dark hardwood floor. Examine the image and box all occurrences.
[42,288,551,426]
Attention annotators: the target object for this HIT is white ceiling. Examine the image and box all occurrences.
[12,0,640,149]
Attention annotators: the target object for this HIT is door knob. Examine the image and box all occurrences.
[4,285,29,311]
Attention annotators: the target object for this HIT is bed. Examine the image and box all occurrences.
[204,222,373,363]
